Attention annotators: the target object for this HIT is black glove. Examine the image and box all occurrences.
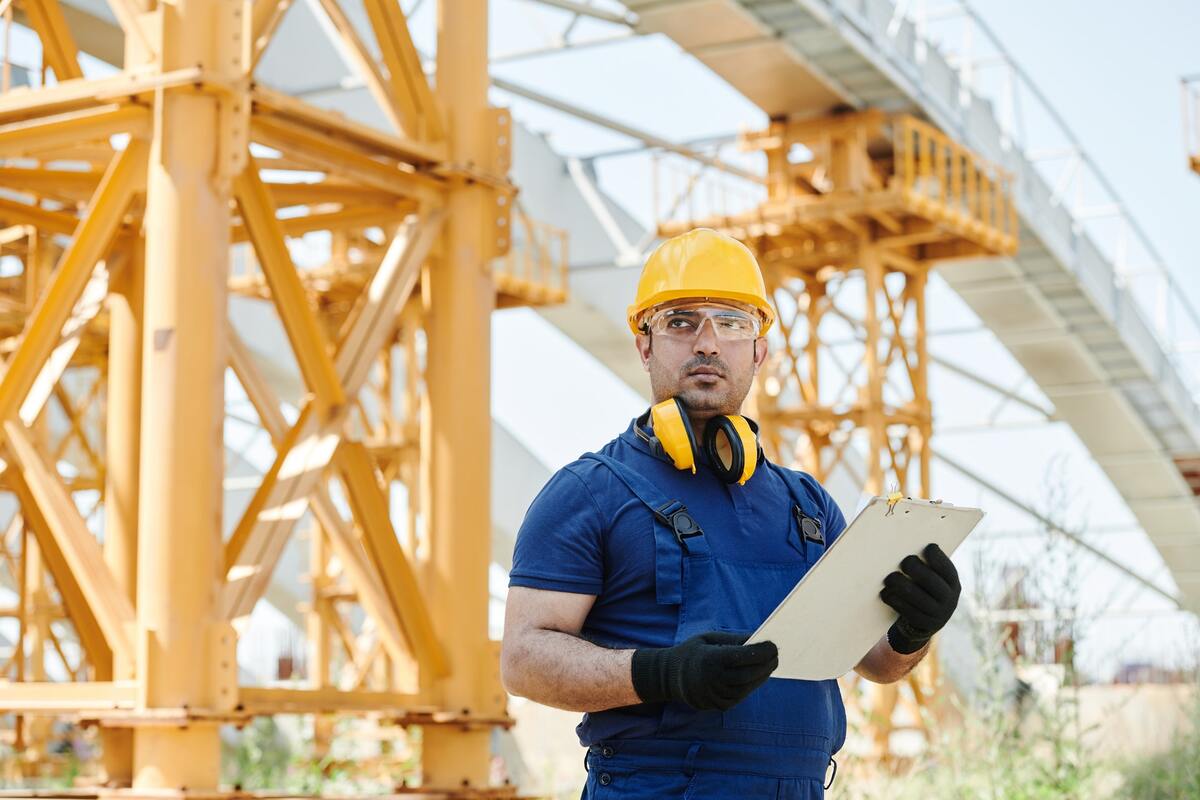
[631,632,778,711]
[880,543,961,654]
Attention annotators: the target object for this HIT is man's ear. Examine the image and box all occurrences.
[753,336,768,372]
[635,333,652,371]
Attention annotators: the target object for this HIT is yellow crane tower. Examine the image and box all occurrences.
[0,0,564,795]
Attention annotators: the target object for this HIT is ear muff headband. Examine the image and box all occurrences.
[703,414,758,485]
[649,398,697,473]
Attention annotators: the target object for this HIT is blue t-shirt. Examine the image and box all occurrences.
[509,418,848,652]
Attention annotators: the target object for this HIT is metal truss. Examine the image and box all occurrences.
[0,0,564,795]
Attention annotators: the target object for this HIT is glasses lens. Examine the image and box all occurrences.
[648,305,760,340]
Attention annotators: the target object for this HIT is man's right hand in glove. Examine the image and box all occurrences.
[631,632,779,711]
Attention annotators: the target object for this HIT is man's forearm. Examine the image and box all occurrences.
[501,628,640,712]
[854,634,929,684]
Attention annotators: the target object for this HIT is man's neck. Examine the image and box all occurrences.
[685,411,718,435]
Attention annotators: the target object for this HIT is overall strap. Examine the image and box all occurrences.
[581,452,708,605]
[768,462,830,555]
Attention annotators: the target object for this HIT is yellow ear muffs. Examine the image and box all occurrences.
[649,397,698,474]
[703,414,759,485]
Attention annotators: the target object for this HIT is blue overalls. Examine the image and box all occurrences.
[576,452,845,799]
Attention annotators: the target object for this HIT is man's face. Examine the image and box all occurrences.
[634,300,769,417]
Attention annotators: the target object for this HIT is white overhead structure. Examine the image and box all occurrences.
[611,0,1200,612]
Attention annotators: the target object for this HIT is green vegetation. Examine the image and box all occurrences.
[1115,690,1200,800]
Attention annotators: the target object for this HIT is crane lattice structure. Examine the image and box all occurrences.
[0,0,565,795]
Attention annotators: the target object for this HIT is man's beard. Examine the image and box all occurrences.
[648,354,749,416]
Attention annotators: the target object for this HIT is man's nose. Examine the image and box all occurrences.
[693,318,721,355]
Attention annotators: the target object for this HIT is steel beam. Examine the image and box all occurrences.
[227,327,414,673]
[132,1,236,789]
[234,156,346,409]
[0,104,148,159]
[492,75,763,184]
[0,140,146,424]
[361,0,445,141]
[221,212,443,622]
[308,0,405,134]
[6,460,111,671]
[423,2,497,785]
[250,0,295,70]
[520,0,636,25]
[21,0,83,82]
[251,114,440,201]
[101,242,141,787]
[335,441,447,677]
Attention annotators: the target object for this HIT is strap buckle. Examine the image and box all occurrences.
[794,505,824,545]
[654,501,703,544]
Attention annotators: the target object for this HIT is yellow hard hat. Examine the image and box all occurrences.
[628,228,775,336]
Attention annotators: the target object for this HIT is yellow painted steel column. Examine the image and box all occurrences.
[861,243,886,496]
[133,1,234,790]
[422,0,501,786]
[911,270,931,498]
[307,523,334,755]
[23,535,50,763]
[101,244,143,787]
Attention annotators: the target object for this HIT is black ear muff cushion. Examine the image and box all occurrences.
[745,417,765,465]
[703,416,745,484]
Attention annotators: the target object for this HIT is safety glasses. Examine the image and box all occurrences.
[643,302,762,341]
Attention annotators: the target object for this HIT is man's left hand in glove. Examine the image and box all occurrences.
[879,543,961,655]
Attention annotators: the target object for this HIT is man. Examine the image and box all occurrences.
[501,229,960,798]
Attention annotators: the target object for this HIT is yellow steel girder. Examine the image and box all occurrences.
[227,327,414,672]
[311,0,405,135]
[361,0,446,141]
[233,156,346,409]
[3,421,135,664]
[0,104,147,159]
[221,211,443,623]
[0,140,145,423]
[335,441,448,677]
[20,0,83,82]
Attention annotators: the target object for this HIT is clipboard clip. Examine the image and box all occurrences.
[885,488,905,516]
[654,500,704,544]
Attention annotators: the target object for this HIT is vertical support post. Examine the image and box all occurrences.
[803,277,825,480]
[860,243,886,496]
[133,1,234,791]
[23,536,50,765]
[911,270,931,498]
[13,521,26,754]
[101,243,143,787]
[307,523,334,756]
[423,0,501,787]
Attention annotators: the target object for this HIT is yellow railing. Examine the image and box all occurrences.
[893,115,1018,245]
[494,205,568,305]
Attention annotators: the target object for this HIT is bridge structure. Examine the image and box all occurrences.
[0,0,1193,796]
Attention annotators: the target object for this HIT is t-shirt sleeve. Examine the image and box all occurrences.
[508,466,606,595]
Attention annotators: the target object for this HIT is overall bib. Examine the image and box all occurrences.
[578,453,845,799]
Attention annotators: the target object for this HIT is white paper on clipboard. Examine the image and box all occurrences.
[745,497,984,681]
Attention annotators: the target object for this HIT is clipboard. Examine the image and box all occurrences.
[745,496,984,681]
